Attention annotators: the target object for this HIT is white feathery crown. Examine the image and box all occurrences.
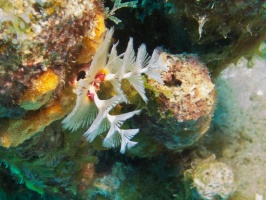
[62,27,167,153]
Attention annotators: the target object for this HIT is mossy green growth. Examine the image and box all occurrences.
[25,181,45,195]
[259,41,266,59]
[105,0,138,24]
[10,164,45,195]
[10,164,23,182]
[144,77,172,98]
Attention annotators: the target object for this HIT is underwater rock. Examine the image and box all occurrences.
[0,119,98,197]
[131,53,215,155]
[110,0,265,77]
[0,0,263,198]
[0,0,107,146]
[83,162,134,199]
[76,48,215,155]
[184,155,235,200]
[0,0,105,108]
[0,0,106,197]
[168,0,266,76]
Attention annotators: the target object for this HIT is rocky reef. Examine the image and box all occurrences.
[0,0,106,147]
[0,0,265,199]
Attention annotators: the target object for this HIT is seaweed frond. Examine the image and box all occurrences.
[105,0,138,24]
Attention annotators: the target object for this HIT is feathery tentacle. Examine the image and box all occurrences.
[63,28,167,153]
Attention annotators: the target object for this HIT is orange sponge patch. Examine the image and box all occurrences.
[77,13,106,64]
[34,69,59,94]
[0,101,64,147]
[19,69,59,110]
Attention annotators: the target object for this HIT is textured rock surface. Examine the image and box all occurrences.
[0,0,265,199]
[130,53,215,156]
[0,0,106,197]
[0,0,105,108]
[0,0,106,147]
[110,0,265,77]
[185,155,235,200]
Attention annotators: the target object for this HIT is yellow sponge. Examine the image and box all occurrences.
[77,13,106,64]
[0,101,64,147]
[19,69,59,110]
